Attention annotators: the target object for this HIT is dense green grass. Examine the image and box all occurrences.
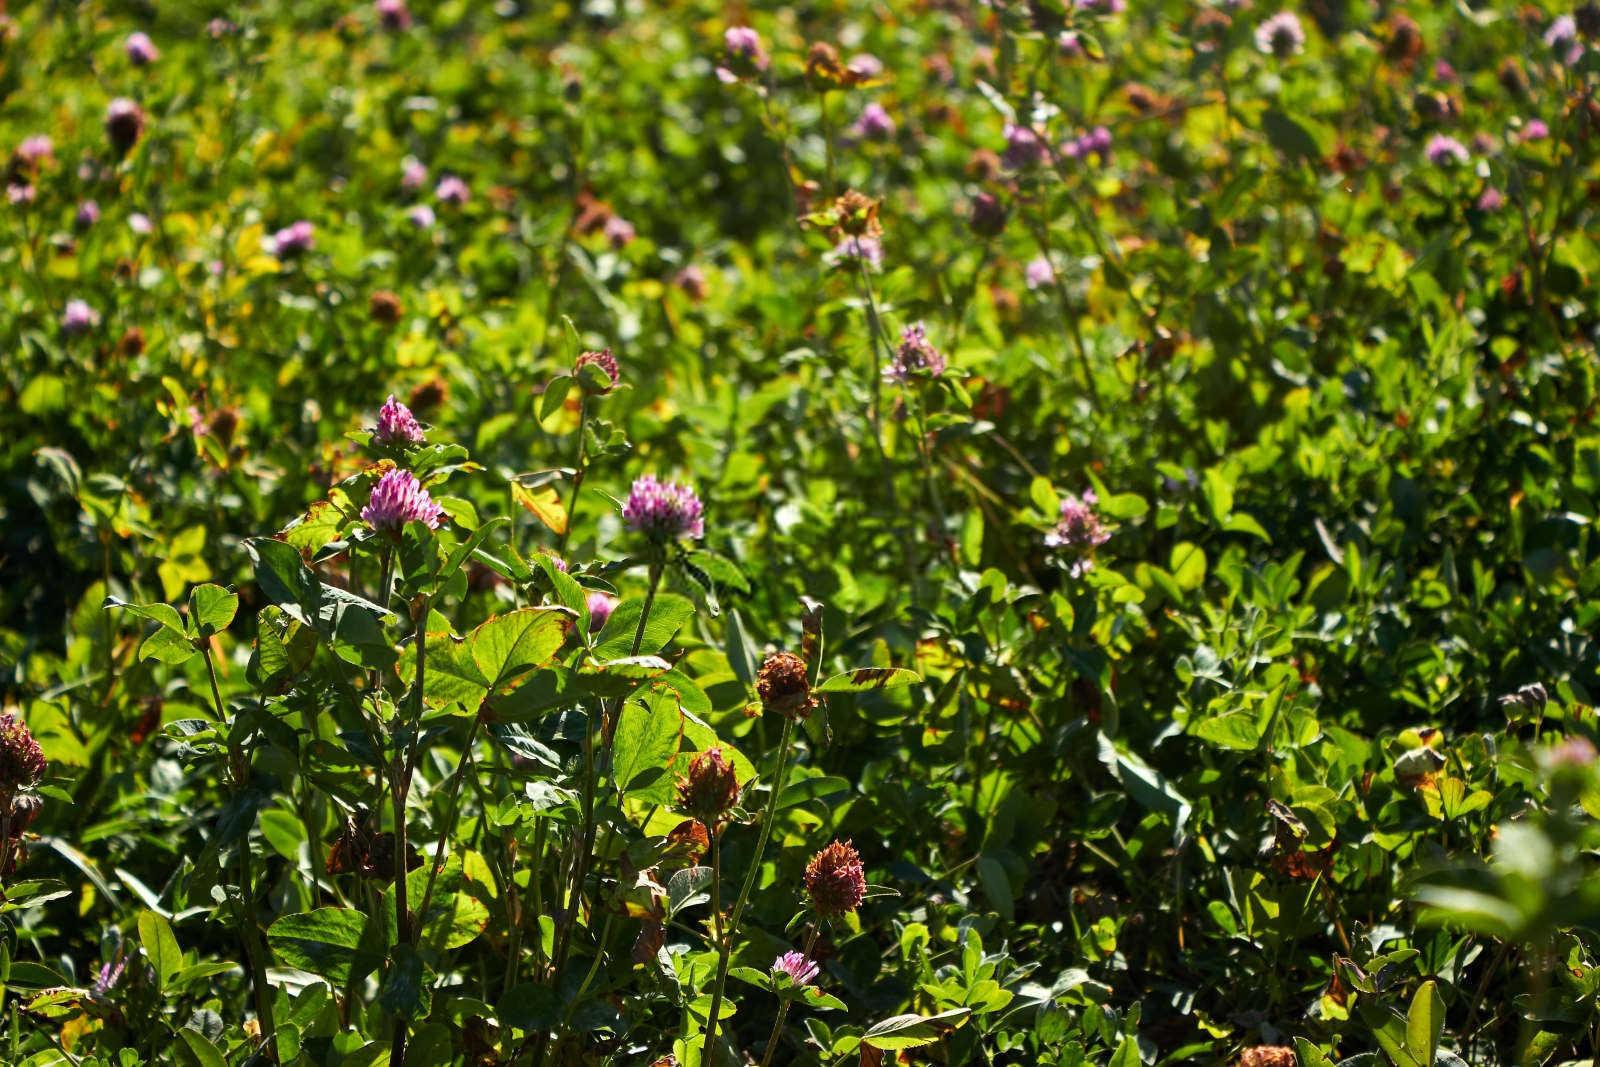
[2,1,1599,1064]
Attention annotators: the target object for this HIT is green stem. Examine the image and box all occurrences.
[556,396,590,557]
[701,713,797,1063]
[759,927,820,1067]
[203,646,277,1059]
[416,705,486,927]
[389,593,428,1067]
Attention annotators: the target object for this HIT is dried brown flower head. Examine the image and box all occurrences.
[674,747,739,823]
[757,651,814,718]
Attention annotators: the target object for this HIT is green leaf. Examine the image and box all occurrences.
[776,775,851,811]
[1262,108,1321,163]
[1192,711,1263,751]
[1169,542,1207,592]
[267,908,377,987]
[138,910,182,991]
[592,593,695,659]
[189,584,238,637]
[815,667,920,693]
[141,625,200,665]
[500,982,562,1030]
[1293,1038,1337,1067]
[244,538,321,624]
[539,375,573,422]
[976,854,1014,921]
[611,689,683,797]
[1406,980,1444,1066]
[379,944,433,1021]
[862,1008,971,1049]
[468,608,574,690]
[104,597,186,635]
[177,1029,228,1067]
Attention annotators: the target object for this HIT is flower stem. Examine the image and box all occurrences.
[556,396,590,557]
[701,712,796,1063]
[389,593,428,1067]
[203,644,277,1059]
[758,927,820,1067]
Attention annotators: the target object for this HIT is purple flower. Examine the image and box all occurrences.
[1434,59,1457,83]
[1425,134,1469,166]
[128,212,153,235]
[125,31,159,66]
[1545,15,1583,65]
[1476,186,1504,211]
[772,951,820,987]
[61,299,99,337]
[885,322,947,382]
[574,348,620,393]
[90,952,126,1000]
[622,475,704,541]
[207,18,237,38]
[0,712,46,794]
[604,215,635,249]
[106,98,145,154]
[435,174,470,206]
[6,183,34,206]
[407,204,436,230]
[1025,256,1055,290]
[853,103,895,141]
[724,26,768,69]
[362,469,445,531]
[16,135,52,166]
[827,234,882,269]
[1077,0,1125,12]
[374,394,425,445]
[1002,123,1051,169]
[268,220,315,256]
[846,53,883,79]
[1058,31,1085,57]
[1518,118,1550,142]
[1063,126,1113,164]
[1254,11,1305,57]
[1542,735,1597,771]
[75,200,100,229]
[1045,491,1110,576]
[375,0,412,31]
[586,592,616,632]
[401,158,428,192]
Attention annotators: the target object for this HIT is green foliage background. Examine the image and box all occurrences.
[2,0,1600,1064]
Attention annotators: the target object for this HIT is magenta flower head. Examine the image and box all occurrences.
[1046,490,1110,576]
[268,220,315,256]
[574,348,620,394]
[106,98,145,155]
[585,592,616,632]
[718,25,769,82]
[827,234,883,269]
[1541,735,1597,773]
[1255,11,1305,57]
[1476,186,1505,211]
[401,158,428,192]
[362,468,445,533]
[773,951,820,987]
[604,215,635,249]
[407,204,436,230]
[435,174,470,206]
[885,322,947,382]
[623,474,704,542]
[1519,119,1550,143]
[0,713,46,798]
[1425,134,1469,166]
[16,135,52,168]
[853,102,895,141]
[1545,15,1583,64]
[125,31,159,66]
[61,299,99,337]
[1058,30,1085,57]
[1025,256,1055,290]
[375,0,413,31]
[1002,123,1051,170]
[374,394,425,446]
[7,183,35,206]
[75,200,101,229]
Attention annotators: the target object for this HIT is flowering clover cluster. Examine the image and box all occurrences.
[622,475,704,541]
[362,468,444,531]
[805,839,867,917]
[268,220,315,257]
[1045,490,1111,576]
[374,395,425,446]
[885,322,947,382]
[1255,12,1305,57]
[772,951,819,986]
